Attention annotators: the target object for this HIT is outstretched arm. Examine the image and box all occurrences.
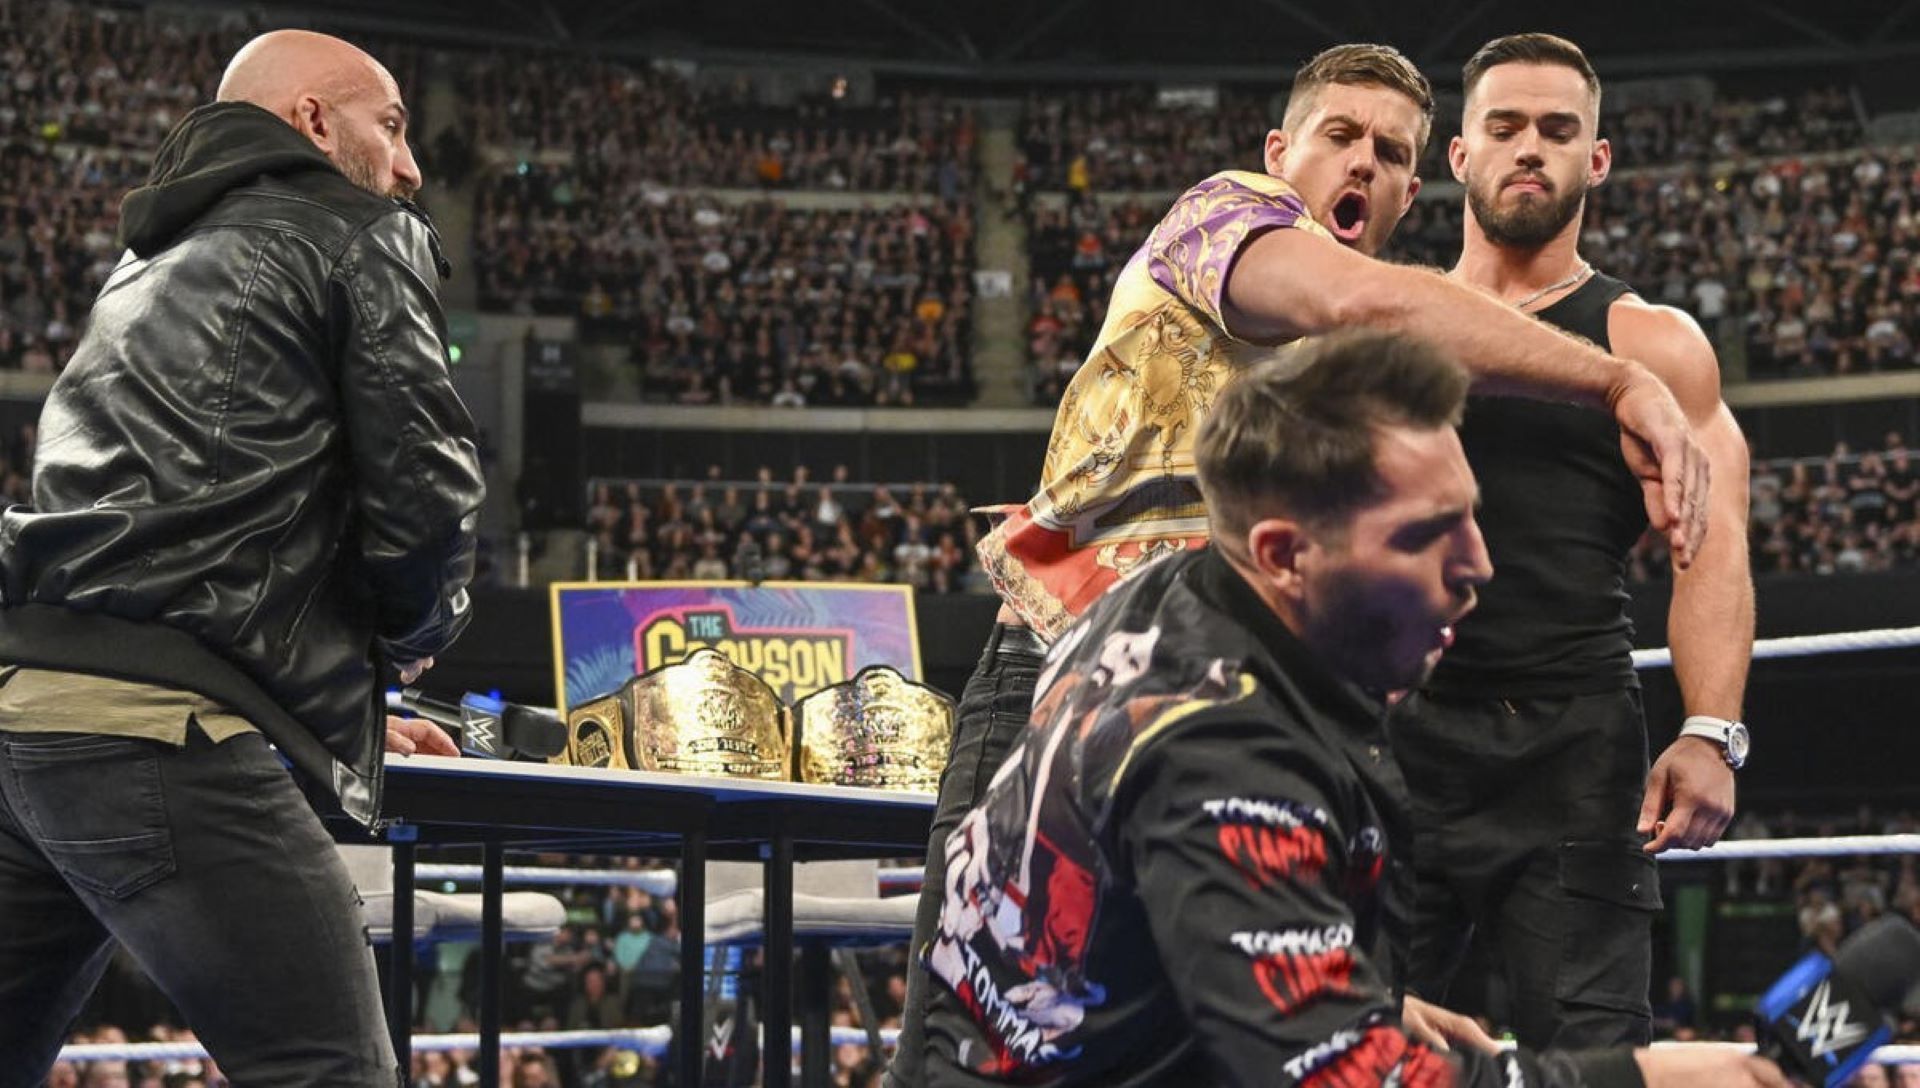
[1221,228,1709,567]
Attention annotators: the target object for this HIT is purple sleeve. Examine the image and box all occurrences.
[1146,175,1311,334]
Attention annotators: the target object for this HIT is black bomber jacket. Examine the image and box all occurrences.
[923,549,1644,1088]
[0,102,485,825]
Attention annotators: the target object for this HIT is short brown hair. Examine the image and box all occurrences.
[1196,330,1468,547]
[1282,43,1435,156]
[1462,33,1601,112]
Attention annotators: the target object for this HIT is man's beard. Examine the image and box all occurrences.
[1300,569,1435,696]
[1468,173,1585,249]
[334,137,410,200]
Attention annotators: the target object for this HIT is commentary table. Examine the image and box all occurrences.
[335,754,935,1088]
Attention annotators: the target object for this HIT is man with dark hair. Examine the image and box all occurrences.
[1391,31,1755,1049]
[0,29,481,1084]
[921,331,1784,1088]
[888,41,1715,1085]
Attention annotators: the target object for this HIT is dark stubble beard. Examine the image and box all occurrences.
[1301,568,1431,696]
[1467,173,1586,249]
[333,135,412,201]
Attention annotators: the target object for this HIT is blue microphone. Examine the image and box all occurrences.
[1754,913,1920,1087]
[391,689,567,760]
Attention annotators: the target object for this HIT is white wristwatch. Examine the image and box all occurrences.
[1678,715,1750,770]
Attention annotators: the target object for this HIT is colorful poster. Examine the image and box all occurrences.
[550,580,922,710]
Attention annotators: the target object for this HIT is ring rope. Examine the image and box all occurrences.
[1658,833,1920,861]
[626,833,1920,890]
[56,1032,1918,1064]
[414,863,678,893]
[1647,1042,1920,1064]
[1631,625,1920,669]
[59,1024,902,1061]
[416,837,1920,888]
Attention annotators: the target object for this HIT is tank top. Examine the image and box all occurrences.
[1427,271,1649,696]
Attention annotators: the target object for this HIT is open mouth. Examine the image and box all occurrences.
[1421,624,1458,668]
[1329,190,1369,244]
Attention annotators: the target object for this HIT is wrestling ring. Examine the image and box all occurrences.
[57,624,1920,1069]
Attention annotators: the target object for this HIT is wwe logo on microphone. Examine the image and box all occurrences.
[463,713,498,757]
[1796,980,1869,1059]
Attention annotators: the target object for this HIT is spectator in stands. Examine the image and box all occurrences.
[1018,86,1271,193]
[691,541,728,579]
[1651,976,1698,1036]
[511,1052,561,1088]
[611,910,655,973]
[1799,885,1845,956]
[475,185,977,405]
[518,929,581,1022]
[563,962,623,1034]
[78,1059,129,1088]
[622,910,679,1026]
[412,1048,461,1086]
[456,54,973,194]
[582,474,978,593]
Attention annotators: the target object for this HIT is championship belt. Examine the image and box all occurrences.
[792,665,953,791]
[621,648,790,779]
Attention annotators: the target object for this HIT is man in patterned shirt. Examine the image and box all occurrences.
[889,43,1714,1085]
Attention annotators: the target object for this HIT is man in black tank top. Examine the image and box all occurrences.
[1389,35,1755,1050]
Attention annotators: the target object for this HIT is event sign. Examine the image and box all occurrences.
[550,580,922,710]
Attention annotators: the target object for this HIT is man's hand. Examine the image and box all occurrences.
[385,714,459,757]
[1638,736,1736,853]
[396,657,435,685]
[1608,365,1710,569]
[1634,1045,1789,1088]
[1401,995,1500,1055]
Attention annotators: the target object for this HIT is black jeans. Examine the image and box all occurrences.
[886,624,1045,1088]
[0,727,398,1086]
[1389,689,1659,1049]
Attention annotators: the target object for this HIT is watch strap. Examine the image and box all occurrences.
[1679,715,1736,743]
[1679,715,1746,768]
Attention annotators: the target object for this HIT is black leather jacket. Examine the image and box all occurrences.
[0,102,485,824]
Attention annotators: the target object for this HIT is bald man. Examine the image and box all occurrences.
[0,31,482,1085]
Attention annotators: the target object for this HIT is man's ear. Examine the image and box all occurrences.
[1245,517,1312,599]
[1588,135,1613,190]
[290,94,332,153]
[1263,128,1290,177]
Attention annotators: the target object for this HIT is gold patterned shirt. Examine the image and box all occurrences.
[978,170,1328,641]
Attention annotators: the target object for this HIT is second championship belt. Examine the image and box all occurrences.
[792,665,954,791]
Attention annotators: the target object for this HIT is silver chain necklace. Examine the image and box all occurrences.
[1512,260,1593,310]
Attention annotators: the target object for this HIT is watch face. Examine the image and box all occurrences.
[1726,723,1751,766]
